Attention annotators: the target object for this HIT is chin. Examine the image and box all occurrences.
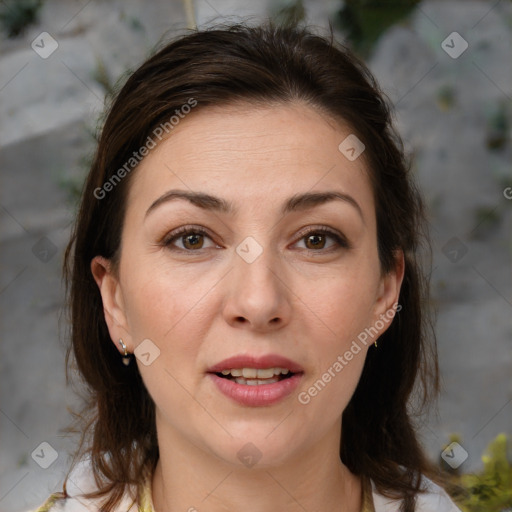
[203,429,302,470]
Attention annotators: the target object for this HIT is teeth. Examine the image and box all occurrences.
[234,377,280,385]
[221,367,291,378]
[258,378,278,384]
[242,368,258,378]
[254,368,275,378]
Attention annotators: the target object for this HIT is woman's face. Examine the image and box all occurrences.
[92,102,403,468]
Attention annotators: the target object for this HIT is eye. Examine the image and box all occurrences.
[294,226,350,252]
[162,226,219,251]
[161,225,350,254]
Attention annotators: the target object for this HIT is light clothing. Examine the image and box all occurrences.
[29,459,462,512]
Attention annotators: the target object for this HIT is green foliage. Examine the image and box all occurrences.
[91,56,115,96]
[119,9,146,33]
[0,0,43,38]
[486,100,511,151]
[334,0,420,57]
[55,127,96,211]
[450,434,512,512]
[437,85,457,112]
[471,205,502,239]
[269,0,306,27]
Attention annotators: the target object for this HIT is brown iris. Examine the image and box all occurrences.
[304,233,326,250]
[182,233,204,250]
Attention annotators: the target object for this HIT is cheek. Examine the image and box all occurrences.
[120,256,214,342]
[121,262,216,422]
[303,281,373,385]
[301,256,381,340]
[296,254,380,406]
[120,257,220,399]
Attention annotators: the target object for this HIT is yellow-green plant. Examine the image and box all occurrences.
[451,434,512,512]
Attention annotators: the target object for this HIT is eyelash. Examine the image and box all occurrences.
[161,225,350,254]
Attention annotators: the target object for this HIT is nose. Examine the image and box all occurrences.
[222,243,292,332]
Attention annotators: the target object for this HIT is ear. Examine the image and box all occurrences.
[372,250,405,333]
[90,256,133,353]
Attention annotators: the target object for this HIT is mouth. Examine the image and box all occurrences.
[214,367,296,386]
[206,354,304,406]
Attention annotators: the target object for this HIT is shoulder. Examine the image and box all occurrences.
[26,459,139,512]
[370,474,462,512]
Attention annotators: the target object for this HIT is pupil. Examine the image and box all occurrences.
[307,234,325,249]
[184,233,203,249]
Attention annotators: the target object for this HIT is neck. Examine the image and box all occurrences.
[151,420,361,512]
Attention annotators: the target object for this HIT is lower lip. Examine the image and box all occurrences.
[208,373,303,407]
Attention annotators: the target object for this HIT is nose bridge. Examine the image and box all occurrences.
[234,234,282,295]
[224,233,291,329]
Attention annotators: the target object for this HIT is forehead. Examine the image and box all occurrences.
[127,102,374,218]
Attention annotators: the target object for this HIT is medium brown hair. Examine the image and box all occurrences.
[63,22,441,512]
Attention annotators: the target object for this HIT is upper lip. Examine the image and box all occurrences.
[207,354,304,374]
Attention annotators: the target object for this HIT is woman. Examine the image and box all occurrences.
[33,22,462,512]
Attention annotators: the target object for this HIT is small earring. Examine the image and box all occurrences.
[118,339,131,366]
[374,340,378,348]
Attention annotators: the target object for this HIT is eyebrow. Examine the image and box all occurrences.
[145,189,364,221]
